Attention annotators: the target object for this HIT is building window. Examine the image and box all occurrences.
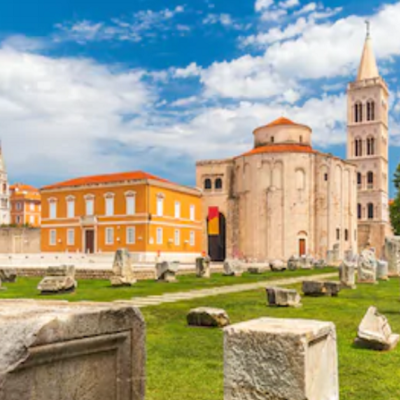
[204,179,212,190]
[367,100,375,121]
[125,192,136,215]
[344,229,349,241]
[215,178,223,190]
[16,216,20,224]
[105,194,114,216]
[299,135,303,143]
[126,227,136,244]
[85,197,94,216]
[67,229,75,245]
[1,199,7,208]
[29,215,34,225]
[16,202,22,211]
[190,231,195,246]
[156,227,163,245]
[368,203,374,219]
[49,201,57,219]
[190,205,195,221]
[174,229,180,246]
[157,196,164,216]
[354,101,363,123]
[336,228,340,240]
[67,198,75,218]
[357,203,362,219]
[271,136,275,143]
[355,138,363,157]
[2,183,6,194]
[174,201,181,218]
[30,202,34,211]
[49,229,56,246]
[367,137,375,155]
[105,227,114,245]
[367,172,374,189]
[357,172,362,188]
[324,173,328,181]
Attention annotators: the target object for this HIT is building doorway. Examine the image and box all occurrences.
[85,230,95,254]
[299,239,306,256]
[207,213,226,262]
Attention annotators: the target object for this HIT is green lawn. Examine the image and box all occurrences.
[2,268,398,399]
[0,267,335,301]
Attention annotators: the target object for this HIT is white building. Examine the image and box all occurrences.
[0,144,11,225]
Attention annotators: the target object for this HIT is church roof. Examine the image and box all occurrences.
[357,35,379,81]
[238,144,316,157]
[253,117,311,134]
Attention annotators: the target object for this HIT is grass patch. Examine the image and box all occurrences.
[0,267,335,301]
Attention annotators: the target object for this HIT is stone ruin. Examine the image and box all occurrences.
[195,256,211,278]
[0,268,17,283]
[187,307,230,328]
[110,248,137,287]
[223,259,243,276]
[287,255,318,270]
[156,261,180,282]
[385,236,400,277]
[357,249,378,284]
[269,259,286,271]
[0,300,145,400]
[339,259,356,289]
[37,265,77,294]
[354,306,399,351]
[302,281,341,297]
[224,317,339,400]
[376,260,389,281]
[266,287,302,307]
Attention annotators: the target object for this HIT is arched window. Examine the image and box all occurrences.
[271,136,275,143]
[367,100,375,121]
[204,179,212,190]
[355,138,363,157]
[345,229,349,241]
[367,137,375,155]
[357,172,362,187]
[367,171,373,189]
[357,203,362,219]
[354,102,363,123]
[367,203,374,219]
[215,178,223,190]
[299,135,303,143]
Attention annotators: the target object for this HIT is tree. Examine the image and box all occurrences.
[394,163,400,191]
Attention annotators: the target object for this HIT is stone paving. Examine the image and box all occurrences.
[127,272,337,308]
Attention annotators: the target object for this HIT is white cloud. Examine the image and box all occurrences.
[279,0,300,9]
[260,9,287,21]
[255,0,274,12]
[294,2,317,15]
[202,13,246,30]
[173,62,202,78]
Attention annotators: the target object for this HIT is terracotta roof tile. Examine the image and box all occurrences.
[266,117,297,127]
[10,183,39,193]
[238,144,316,158]
[41,171,172,190]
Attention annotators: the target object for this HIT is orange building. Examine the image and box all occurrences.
[40,171,203,261]
[10,183,41,227]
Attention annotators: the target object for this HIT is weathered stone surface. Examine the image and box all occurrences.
[195,256,211,278]
[224,317,339,400]
[0,299,146,400]
[270,259,286,271]
[287,255,300,271]
[357,249,378,283]
[313,259,327,269]
[376,260,389,281]
[110,248,137,286]
[156,261,179,282]
[223,259,243,276]
[339,260,356,289]
[302,280,341,297]
[187,307,230,328]
[0,268,17,283]
[37,265,77,294]
[385,236,400,276]
[266,287,301,307]
[300,255,314,269]
[355,306,399,351]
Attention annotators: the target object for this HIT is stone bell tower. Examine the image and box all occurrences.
[346,22,391,257]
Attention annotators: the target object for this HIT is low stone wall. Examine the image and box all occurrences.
[0,228,41,254]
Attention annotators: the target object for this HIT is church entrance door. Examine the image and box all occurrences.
[299,239,306,256]
[207,213,226,262]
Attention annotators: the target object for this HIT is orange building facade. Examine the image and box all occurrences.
[40,171,203,261]
[10,184,41,227]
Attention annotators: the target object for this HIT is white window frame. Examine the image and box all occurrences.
[156,227,163,245]
[66,196,75,218]
[49,201,57,219]
[105,193,114,216]
[105,227,114,245]
[174,201,181,219]
[85,195,95,216]
[156,195,164,217]
[174,229,180,246]
[125,191,136,215]
[67,229,75,246]
[29,202,34,211]
[126,226,136,244]
[49,229,56,246]
[29,215,34,224]
[190,231,195,246]
[190,205,195,221]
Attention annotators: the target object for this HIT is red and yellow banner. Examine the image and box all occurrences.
[208,206,219,235]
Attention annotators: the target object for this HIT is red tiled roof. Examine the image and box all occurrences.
[10,183,39,193]
[266,117,297,127]
[389,199,394,206]
[41,171,172,190]
[238,144,316,158]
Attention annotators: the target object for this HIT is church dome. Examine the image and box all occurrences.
[253,117,312,148]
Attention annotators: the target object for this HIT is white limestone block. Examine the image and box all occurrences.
[224,317,339,400]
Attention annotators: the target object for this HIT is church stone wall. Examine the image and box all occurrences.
[0,227,41,253]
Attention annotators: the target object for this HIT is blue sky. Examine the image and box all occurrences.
[0,0,399,197]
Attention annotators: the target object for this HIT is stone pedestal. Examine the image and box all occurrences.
[302,281,341,297]
[339,260,356,289]
[187,307,230,328]
[270,259,286,271]
[223,259,243,276]
[376,260,389,281]
[0,300,146,400]
[37,266,77,294]
[110,248,137,286]
[357,249,377,284]
[266,287,301,307]
[156,261,179,282]
[195,256,211,278]
[385,237,400,277]
[224,317,339,400]
[0,268,17,283]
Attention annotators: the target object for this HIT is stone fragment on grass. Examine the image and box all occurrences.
[110,248,137,286]
[302,280,341,297]
[156,261,179,282]
[187,307,230,328]
[196,256,211,278]
[354,306,400,351]
[37,265,77,294]
[339,260,356,289]
[357,249,377,283]
[376,260,389,281]
[223,259,243,276]
[224,317,339,400]
[248,265,269,274]
[287,255,300,271]
[0,268,17,283]
[269,259,286,271]
[385,236,400,277]
[266,287,301,307]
